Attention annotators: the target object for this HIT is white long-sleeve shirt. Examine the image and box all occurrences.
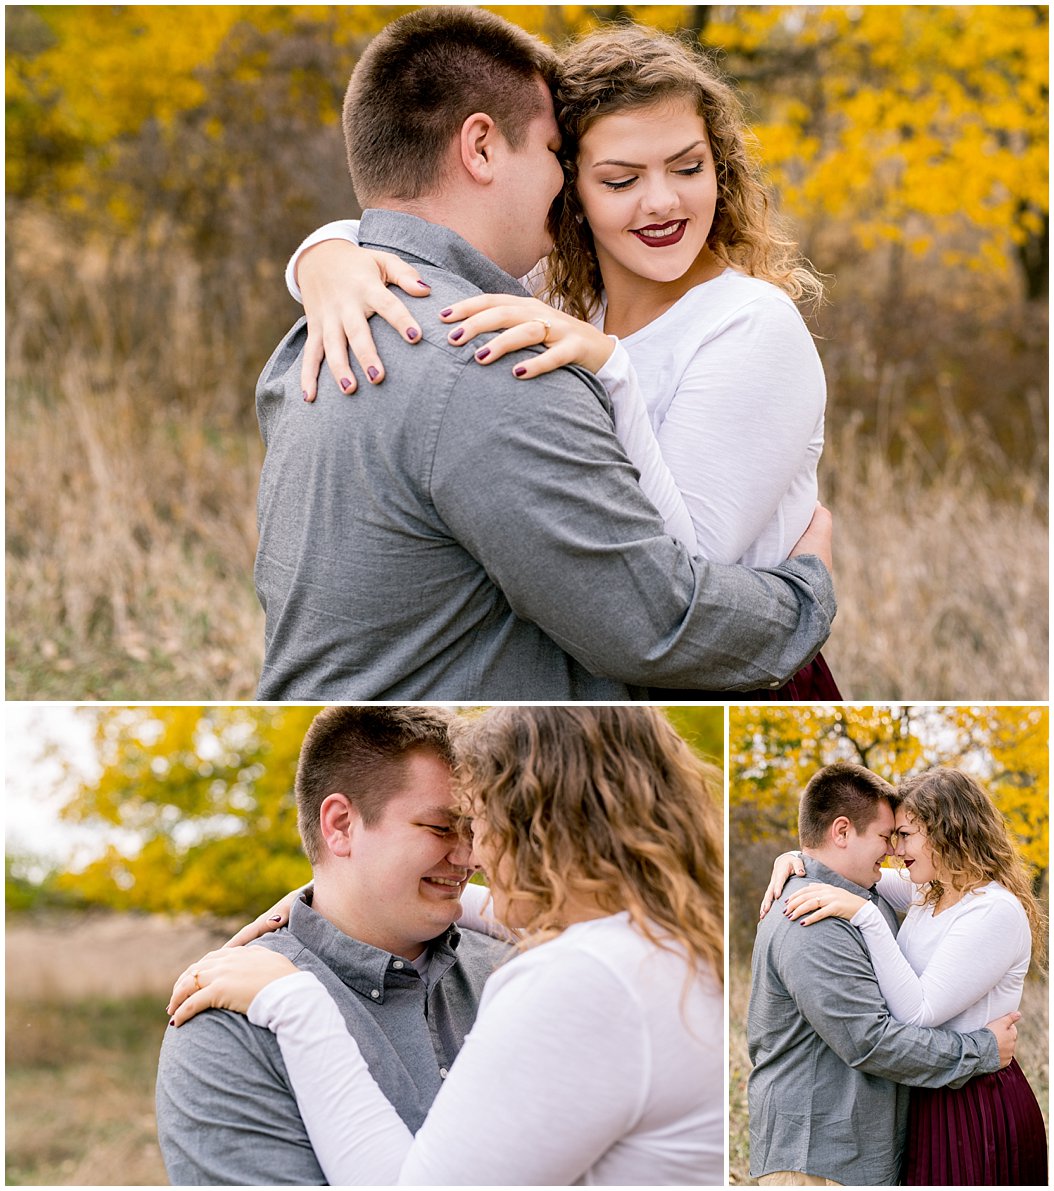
[249,912,724,1186]
[288,222,826,566]
[851,870,1031,1030]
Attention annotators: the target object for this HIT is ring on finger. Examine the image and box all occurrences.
[194,971,202,991]
[532,318,552,345]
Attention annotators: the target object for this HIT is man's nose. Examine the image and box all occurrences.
[448,833,477,870]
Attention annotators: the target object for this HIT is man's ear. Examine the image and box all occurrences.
[319,792,357,859]
[459,112,499,184]
[830,814,852,849]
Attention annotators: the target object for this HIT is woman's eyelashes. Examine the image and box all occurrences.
[599,162,706,191]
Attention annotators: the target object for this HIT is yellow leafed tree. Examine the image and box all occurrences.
[728,704,1047,953]
[51,705,722,915]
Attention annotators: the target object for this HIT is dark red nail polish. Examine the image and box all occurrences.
[302,390,309,402]
[476,347,490,361]
[450,328,464,342]
[440,308,453,318]
[270,915,283,923]
[367,366,380,382]
[406,327,419,341]
[514,365,527,377]
[416,279,429,288]
[169,1018,176,1026]
[340,377,352,391]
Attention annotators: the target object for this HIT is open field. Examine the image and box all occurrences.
[6,912,236,1186]
[728,957,1050,1185]
[6,379,1046,701]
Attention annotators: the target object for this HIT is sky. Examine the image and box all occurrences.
[5,704,102,868]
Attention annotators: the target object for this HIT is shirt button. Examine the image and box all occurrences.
[370,989,380,999]
[392,960,404,970]
[440,1068,449,1079]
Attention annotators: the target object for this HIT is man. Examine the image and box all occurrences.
[254,5,835,700]
[156,706,508,1185]
[747,762,1019,1186]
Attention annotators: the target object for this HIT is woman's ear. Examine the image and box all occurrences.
[319,792,357,859]
[459,111,499,184]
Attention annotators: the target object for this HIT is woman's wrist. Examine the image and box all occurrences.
[583,325,617,373]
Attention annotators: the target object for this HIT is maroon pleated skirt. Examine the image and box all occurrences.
[648,650,842,702]
[904,1058,1048,1186]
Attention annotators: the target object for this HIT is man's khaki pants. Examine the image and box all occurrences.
[758,1173,842,1186]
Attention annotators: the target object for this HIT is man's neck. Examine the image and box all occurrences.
[800,849,872,892]
[375,194,514,277]
[310,879,428,962]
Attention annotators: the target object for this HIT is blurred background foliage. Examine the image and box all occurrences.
[5,5,1048,698]
[7,703,724,916]
[728,703,1048,956]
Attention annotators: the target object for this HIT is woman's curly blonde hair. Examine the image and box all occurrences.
[542,24,824,322]
[897,767,1046,966]
[452,705,723,987]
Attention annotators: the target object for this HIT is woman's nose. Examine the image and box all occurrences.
[640,176,677,216]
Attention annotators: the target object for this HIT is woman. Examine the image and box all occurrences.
[763,768,1047,1186]
[168,706,725,1185]
[287,23,840,699]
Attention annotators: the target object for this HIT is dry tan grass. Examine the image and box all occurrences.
[820,416,1048,699]
[5,913,238,1187]
[6,1001,168,1188]
[5,226,1047,700]
[6,379,264,699]
[5,911,237,1001]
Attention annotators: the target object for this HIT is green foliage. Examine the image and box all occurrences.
[6,854,87,913]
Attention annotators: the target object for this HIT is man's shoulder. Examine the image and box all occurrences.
[757,884,864,970]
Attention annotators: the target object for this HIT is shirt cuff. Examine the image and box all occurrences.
[594,337,629,389]
[850,900,882,929]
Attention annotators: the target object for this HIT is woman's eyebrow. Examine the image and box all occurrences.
[593,140,707,169]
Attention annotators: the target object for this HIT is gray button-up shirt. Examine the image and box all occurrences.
[254,209,835,700]
[156,894,508,1185]
[747,857,1000,1185]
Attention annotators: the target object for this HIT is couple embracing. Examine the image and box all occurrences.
[252,5,840,701]
[748,762,1047,1186]
[158,703,725,1184]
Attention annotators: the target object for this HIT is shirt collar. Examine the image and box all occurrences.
[358,208,529,299]
[288,891,462,1003]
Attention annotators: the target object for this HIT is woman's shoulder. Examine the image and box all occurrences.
[967,881,1029,913]
[488,914,705,996]
[645,270,811,346]
[955,882,1030,933]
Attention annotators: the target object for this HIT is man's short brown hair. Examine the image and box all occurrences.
[343,6,560,205]
[798,762,898,849]
[295,705,458,864]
